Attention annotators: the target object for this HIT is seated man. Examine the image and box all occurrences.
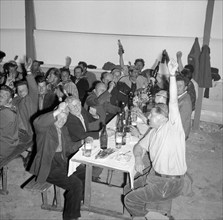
[65,96,100,145]
[124,59,187,218]
[109,68,131,107]
[78,61,97,90]
[85,82,120,124]
[30,102,85,220]
[119,65,148,94]
[60,68,79,99]
[72,66,89,106]
[12,60,38,138]
[35,76,59,114]
[0,85,19,161]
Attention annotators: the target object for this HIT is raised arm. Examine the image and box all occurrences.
[34,102,67,130]
[176,51,184,72]
[168,59,179,121]
[25,58,38,101]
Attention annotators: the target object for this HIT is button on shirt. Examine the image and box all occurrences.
[138,103,187,176]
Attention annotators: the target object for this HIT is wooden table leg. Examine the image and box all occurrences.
[84,164,92,208]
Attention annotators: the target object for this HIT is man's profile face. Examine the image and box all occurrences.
[0,90,11,106]
[176,80,187,96]
[102,73,113,86]
[17,84,28,98]
[112,70,121,83]
[148,108,163,128]
[95,84,106,97]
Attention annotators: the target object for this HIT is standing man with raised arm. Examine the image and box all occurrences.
[124,59,187,218]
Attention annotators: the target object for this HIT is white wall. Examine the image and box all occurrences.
[0,0,222,123]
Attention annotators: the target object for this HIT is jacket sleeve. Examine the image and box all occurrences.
[33,112,56,131]
[66,115,99,142]
[86,93,99,107]
[26,74,38,104]
[97,91,111,105]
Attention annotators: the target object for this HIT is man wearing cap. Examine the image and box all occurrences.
[124,59,187,218]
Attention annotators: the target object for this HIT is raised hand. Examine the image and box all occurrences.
[176,51,182,59]
[58,102,68,113]
[118,39,124,55]
[65,56,72,68]
[168,59,178,76]
[25,57,33,72]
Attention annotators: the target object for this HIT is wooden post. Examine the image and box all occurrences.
[193,0,215,130]
[25,0,36,60]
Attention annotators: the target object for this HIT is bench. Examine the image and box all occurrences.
[22,176,63,212]
[0,140,32,195]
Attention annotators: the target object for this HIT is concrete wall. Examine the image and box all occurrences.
[0,0,222,124]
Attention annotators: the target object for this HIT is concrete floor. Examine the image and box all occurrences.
[0,121,223,220]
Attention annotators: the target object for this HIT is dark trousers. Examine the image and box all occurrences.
[46,153,85,220]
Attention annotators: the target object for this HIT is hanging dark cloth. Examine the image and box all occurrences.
[187,37,201,83]
[198,45,212,89]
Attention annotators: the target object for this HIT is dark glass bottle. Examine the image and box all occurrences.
[100,124,108,150]
[128,91,134,109]
[152,61,160,79]
[125,110,132,133]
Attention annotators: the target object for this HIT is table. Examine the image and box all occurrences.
[68,116,147,219]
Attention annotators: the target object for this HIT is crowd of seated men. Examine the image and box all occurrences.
[0,41,195,220]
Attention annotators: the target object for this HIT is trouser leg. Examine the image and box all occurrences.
[46,153,85,220]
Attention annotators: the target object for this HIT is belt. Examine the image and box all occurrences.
[155,172,182,179]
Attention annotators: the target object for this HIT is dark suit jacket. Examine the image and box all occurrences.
[71,76,89,105]
[42,91,59,113]
[110,81,131,107]
[66,108,99,143]
[30,112,76,183]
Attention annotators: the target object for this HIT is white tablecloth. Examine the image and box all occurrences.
[68,116,147,189]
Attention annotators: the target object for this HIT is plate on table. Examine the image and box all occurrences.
[114,152,132,163]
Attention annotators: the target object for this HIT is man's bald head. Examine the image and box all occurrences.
[95,82,107,97]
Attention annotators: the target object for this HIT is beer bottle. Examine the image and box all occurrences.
[100,124,108,150]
